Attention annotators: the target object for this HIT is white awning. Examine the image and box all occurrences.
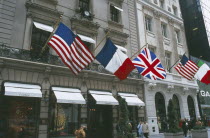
[89,90,119,105]
[33,22,53,32]
[52,87,86,104]
[115,45,127,53]
[78,34,96,44]
[4,82,42,98]
[114,6,123,12]
[118,93,145,106]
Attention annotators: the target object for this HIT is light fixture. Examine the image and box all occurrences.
[84,10,90,17]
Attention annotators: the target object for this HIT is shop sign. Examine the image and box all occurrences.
[200,90,210,97]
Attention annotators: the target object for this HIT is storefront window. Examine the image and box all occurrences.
[50,103,79,137]
[128,106,138,130]
[0,97,40,138]
[155,92,167,132]
[172,95,181,120]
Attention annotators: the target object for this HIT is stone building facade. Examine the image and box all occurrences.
[0,0,145,138]
[136,0,200,135]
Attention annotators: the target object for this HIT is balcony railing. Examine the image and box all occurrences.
[0,44,141,79]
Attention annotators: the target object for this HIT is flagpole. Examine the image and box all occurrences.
[130,43,147,59]
[168,52,186,71]
[93,31,110,52]
[40,16,62,56]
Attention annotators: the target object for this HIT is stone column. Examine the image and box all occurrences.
[153,10,165,65]
[144,83,159,135]
[23,13,33,50]
[136,3,146,48]
[180,90,190,119]
[168,18,179,73]
[80,76,88,126]
[193,92,201,119]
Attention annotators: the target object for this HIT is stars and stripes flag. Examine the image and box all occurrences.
[132,48,166,80]
[48,23,95,75]
[174,54,199,80]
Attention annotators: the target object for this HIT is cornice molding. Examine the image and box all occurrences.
[25,1,63,18]
[104,28,129,45]
[70,17,100,36]
[139,0,183,25]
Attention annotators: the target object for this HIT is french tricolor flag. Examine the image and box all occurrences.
[96,39,135,80]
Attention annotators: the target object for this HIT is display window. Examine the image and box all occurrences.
[49,96,80,137]
[0,96,40,138]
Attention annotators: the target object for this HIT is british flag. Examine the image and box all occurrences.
[132,48,166,80]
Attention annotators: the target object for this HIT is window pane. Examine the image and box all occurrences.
[50,104,79,136]
[145,17,152,31]
[110,5,119,22]
[79,0,89,10]
[161,24,167,37]
[165,52,171,71]
[31,25,50,61]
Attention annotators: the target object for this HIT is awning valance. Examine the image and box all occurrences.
[115,45,127,53]
[78,34,96,44]
[33,22,53,32]
[4,82,42,98]
[52,87,86,104]
[89,90,119,105]
[118,93,145,106]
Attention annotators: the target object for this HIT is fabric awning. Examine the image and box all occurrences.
[4,82,42,98]
[78,34,96,44]
[33,22,53,32]
[89,90,119,105]
[115,45,127,53]
[114,6,123,12]
[118,93,145,106]
[52,87,86,104]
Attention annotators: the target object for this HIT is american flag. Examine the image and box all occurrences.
[132,48,166,80]
[174,55,198,80]
[48,23,95,74]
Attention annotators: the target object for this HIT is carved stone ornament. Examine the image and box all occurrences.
[167,84,174,92]
[148,82,157,90]
[71,17,100,37]
[109,0,124,5]
[104,28,129,46]
[167,17,174,25]
[153,10,161,19]
[25,0,63,23]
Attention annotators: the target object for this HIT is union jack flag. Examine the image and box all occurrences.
[132,48,166,80]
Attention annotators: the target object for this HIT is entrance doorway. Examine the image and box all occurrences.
[87,95,113,138]
[0,96,40,138]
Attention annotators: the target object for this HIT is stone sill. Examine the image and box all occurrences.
[146,31,155,38]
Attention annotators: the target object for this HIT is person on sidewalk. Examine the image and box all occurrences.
[142,121,149,138]
[182,118,188,138]
[137,121,143,138]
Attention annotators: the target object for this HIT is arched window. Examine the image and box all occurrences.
[187,96,196,120]
[172,95,181,120]
[155,92,167,132]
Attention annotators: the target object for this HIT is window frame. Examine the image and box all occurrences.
[175,30,181,43]
[30,23,51,61]
[159,0,165,9]
[161,23,167,38]
[49,93,81,137]
[165,52,171,72]
[149,46,156,54]
[110,5,120,23]
[145,16,152,32]
[79,0,90,11]
[172,5,178,16]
